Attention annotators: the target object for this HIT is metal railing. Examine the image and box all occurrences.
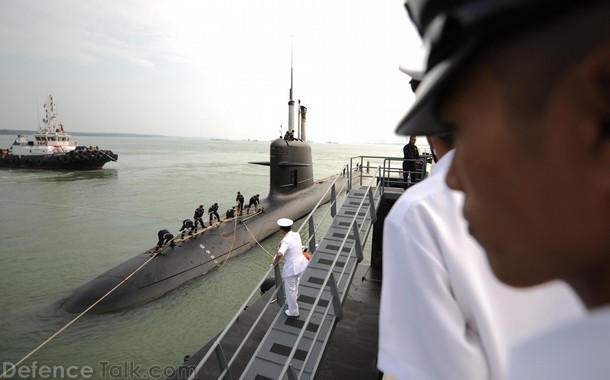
[349,155,431,190]
[277,165,383,379]
[186,165,352,380]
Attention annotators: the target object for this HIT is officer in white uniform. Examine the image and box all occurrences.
[272,218,309,318]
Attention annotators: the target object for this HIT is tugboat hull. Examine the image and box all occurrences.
[1,95,118,171]
[0,149,118,170]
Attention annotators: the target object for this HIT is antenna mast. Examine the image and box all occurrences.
[287,39,295,135]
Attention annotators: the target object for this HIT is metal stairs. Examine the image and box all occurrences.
[240,185,382,379]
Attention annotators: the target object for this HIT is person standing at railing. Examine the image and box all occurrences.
[272,218,309,319]
[402,135,420,185]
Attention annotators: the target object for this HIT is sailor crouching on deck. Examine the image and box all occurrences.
[156,229,175,250]
[180,219,196,238]
[246,194,260,214]
[272,218,309,319]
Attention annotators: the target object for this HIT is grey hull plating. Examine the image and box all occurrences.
[61,139,346,314]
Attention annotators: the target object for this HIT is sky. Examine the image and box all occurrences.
[0,0,422,144]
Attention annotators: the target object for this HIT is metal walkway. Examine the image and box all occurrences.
[178,157,419,380]
[240,184,382,379]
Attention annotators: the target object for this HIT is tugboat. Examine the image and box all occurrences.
[0,95,118,170]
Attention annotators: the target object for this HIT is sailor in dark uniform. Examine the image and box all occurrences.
[246,194,260,214]
[194,205,205,229]
[180,219,196,238]
[403,136,420,185]
[236,192,244,215]
[208,203,221,224]
[157,229,175,249]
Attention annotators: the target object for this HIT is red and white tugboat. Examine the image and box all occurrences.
[0,95,118,170]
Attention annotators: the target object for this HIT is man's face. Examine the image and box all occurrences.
[442,61,607,288]
[409,137,416,145]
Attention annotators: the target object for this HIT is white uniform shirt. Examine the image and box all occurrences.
[378,150,584,380]
[278,230,308,277]
[509,306,610,380]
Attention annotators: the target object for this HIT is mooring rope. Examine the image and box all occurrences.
[99,150,117,162]
[0,241,174,379]
[242,220,275,258]
[220,213,240,266]
[1,209,273,378]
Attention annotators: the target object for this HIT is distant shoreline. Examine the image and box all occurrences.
[0,129,406,145]
[0,129,168,138]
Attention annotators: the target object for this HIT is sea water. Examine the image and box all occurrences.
[0,135,410,379]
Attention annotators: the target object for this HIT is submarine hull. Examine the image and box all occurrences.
[61,175,347,314]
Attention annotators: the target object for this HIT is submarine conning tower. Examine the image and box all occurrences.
[268,137,313,198]
[269,82,313,198]
[251,58,314,199]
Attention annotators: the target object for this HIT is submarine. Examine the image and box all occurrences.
[61,81,349,314]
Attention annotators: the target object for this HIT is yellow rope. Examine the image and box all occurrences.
[242,220,275,258]
[220,212,240,266]
[0,245,170,379]
[1,211,275,378]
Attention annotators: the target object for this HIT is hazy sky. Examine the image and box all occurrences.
[0,0,421,143]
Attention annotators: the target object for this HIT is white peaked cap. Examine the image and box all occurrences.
[277,218,294,227]
[398,44,427,80]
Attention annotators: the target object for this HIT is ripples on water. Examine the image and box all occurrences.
[0,135,407,378]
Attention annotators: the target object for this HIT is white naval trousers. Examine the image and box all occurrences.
[284,273,302,316]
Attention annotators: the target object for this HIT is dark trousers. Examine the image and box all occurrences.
[246,202,258,213]
[157,234,174,248]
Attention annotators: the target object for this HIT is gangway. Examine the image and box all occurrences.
[239,181,381,379]
[173,155,424,380]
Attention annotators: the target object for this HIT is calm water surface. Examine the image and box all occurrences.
[0,135,408,378]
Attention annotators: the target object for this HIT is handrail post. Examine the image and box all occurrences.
[352,222,363,263]
[274,264,284,306]
[215,344,233,380]
[381,159,386,189]
[286,364,299,380]
[359,157,363,187]
[348,163,352,192]
[367,187,377,224]
[421,157,427,180]
[383,161,389,193]
[331,183,337,217]
[328,273,344,321]
[308,216,316,254]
